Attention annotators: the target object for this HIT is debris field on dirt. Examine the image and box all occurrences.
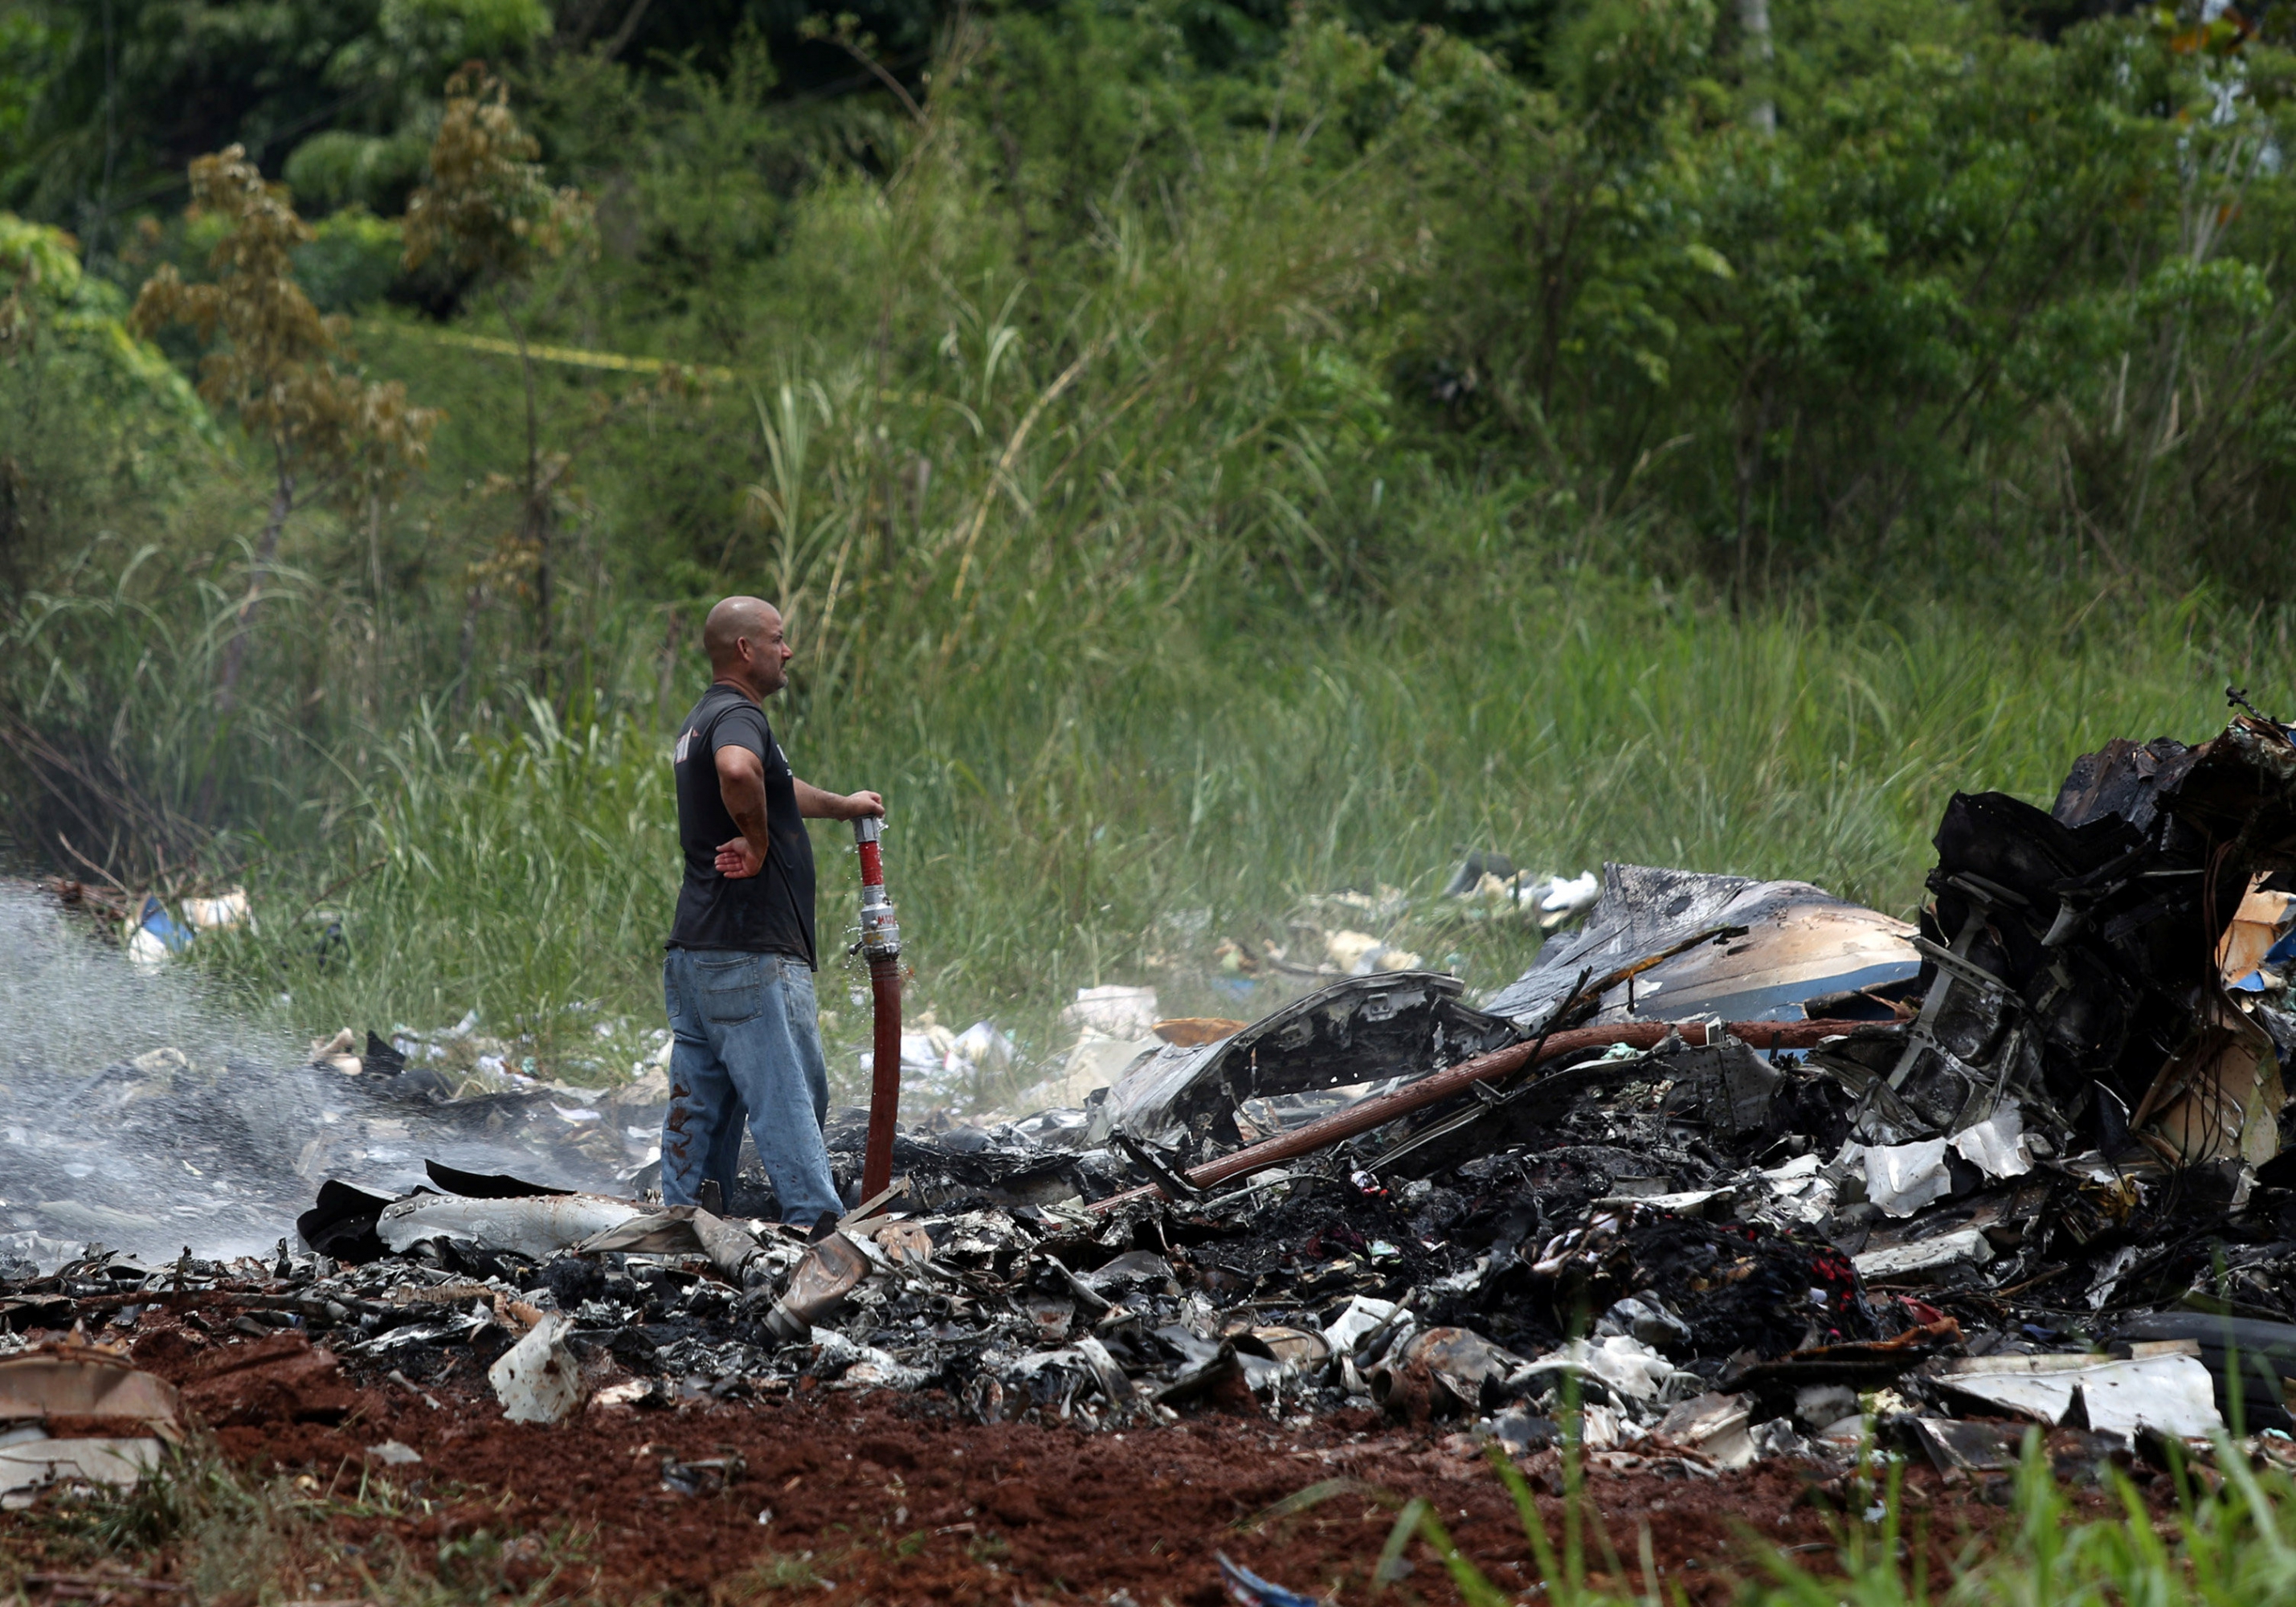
[11,709,2296,1597]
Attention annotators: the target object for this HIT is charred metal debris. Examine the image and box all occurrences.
[14,714,2296,1480]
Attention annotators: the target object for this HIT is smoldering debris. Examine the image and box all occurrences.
[0,882,661,1268]
[18,713,2296,1489]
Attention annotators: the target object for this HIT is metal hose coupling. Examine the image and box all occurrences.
[852,815,901,959]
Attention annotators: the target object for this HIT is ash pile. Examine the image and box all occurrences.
[18,713,2296,1484]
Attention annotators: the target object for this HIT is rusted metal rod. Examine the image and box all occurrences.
[1088,1016,1872,1212]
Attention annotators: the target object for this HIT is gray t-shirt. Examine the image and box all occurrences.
[664,683,816,965]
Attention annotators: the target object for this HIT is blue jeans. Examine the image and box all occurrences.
[660,948,843,1226]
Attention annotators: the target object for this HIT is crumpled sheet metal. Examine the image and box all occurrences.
[377,1192,651,1258]
[1486,864,1920,1031]
[1094,971,1515,1150]
[1885,716,2296,1162]
[0,1344,182,1510]
[1932,1351,2220,1439]
[0,1347,183,1440]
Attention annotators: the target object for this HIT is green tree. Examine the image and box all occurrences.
[130,145,439,708]
[402,63,591,690]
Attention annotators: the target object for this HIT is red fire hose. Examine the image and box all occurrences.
[852,816,902,1200]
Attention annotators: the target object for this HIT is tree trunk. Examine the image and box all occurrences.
[1739,0,1775,135]
[367,490,385,613]
[496,286,551,697]
[454,583,485,718]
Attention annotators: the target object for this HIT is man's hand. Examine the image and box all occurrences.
[841,790,886,820]
[715,835,765,878]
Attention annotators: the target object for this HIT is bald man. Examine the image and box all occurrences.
[660,596,883,1231]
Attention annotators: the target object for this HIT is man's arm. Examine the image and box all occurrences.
[713,757,886,879]
[713,745,773,879]
[795,779,884,821]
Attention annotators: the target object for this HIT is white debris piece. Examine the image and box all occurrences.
[181,888,251,931]
[1853,1228,1995,1280]
[811,1331,929,1392]
[1937,1352,2220,1438]
[1951,1104,2033,1179]
[1321,1295,1407,1355]
[1540,871,1602,919]
[2079,1355,2221,1438]
[1521,1335,1678,1405]
[950,1020,1015,1077]
[1322,930,1422,974]
[1062,986,1161,1039]
[0,1439,164,1509]
[1749,1151,1836,1226]
[488,1313,582,1425]
[1655,1391,1755,1467]
[378,1192,650,1257]
[1864,1139,1952,1217]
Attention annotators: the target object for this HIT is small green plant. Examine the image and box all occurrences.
[1378,1426,2296,1607]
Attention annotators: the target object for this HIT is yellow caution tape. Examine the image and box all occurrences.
[357,319,952,413]
[360,319,741,382]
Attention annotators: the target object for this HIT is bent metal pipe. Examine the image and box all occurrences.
[1089,1016,1875,1212]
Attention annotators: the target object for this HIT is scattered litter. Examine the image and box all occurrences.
[1217,1552,1326,1607]
[125,887,251,969]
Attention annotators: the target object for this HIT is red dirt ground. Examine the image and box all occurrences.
[9,1318,2154,1605]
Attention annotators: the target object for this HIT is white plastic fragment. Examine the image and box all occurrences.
[1062,985,1161,1039]
[1655,1391,1755,1467]
[366,1440,423,1466]
[1540,871,1601,918]
[488,1312,582,1425]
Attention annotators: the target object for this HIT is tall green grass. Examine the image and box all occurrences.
[194,576,2285,1100]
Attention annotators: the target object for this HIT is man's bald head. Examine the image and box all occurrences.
[705,596,793,699]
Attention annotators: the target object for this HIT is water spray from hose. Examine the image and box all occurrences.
[852,816,901,1199]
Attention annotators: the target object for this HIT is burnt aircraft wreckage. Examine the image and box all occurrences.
[10,708,2296,1502]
